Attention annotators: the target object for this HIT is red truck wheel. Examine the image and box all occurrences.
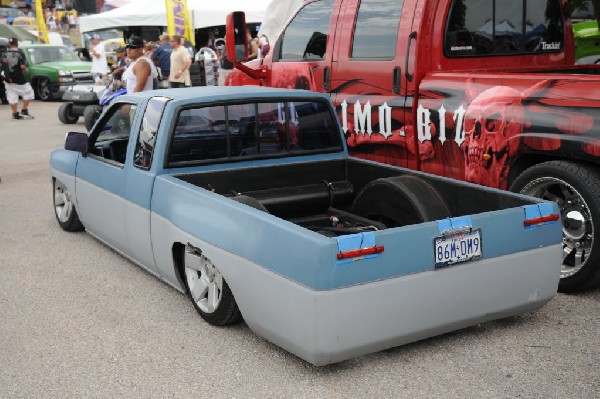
[511,161,600,292]
[183,246,242,326]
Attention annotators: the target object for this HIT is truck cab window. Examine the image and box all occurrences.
[134,97,170,170]
[167,100,342,166]
[91,103,137,165]
[351,0,403,59]
[170,106,229,163]
[445,0,564,57]
[279,0,333,61]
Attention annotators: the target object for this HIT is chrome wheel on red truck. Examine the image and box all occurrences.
[511,161,600,292]
[183,246,242,326]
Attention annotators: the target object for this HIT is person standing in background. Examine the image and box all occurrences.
[89,34,107,83]
[46,12,57,31]
[110,46,128,81]
[168,35,191,88]
[1,38,34,120]
[60,12,69,32]
[152,34,172,87]
[67,13,76,33]
[217,41,233,86]
[246,29,259,61]
[121,36,156,93]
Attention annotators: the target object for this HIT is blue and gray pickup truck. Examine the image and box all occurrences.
[50,86,562,366]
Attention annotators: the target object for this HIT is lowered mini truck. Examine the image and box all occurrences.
[50,86,562,366]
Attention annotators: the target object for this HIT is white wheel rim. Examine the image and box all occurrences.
[54,181,73,223]
[184,250,223,314]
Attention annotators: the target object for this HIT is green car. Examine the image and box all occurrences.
[19,44,94,101]
[573,20,600,64]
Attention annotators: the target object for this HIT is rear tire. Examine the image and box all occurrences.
[510,161,600,292]
[58,103,79,124]
[83,105,102,131]
[183,246,242,326]
[352,175,451,227]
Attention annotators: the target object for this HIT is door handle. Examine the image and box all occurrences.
[323,67,330,92]
[393,67,401,95]
[405,31,417,83]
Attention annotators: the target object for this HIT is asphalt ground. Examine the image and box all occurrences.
[0,100,599,398]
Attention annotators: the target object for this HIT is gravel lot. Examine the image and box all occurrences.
[0,100,599,398]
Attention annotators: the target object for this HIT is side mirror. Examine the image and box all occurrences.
[65,131,88,155]
[226,11,247,62]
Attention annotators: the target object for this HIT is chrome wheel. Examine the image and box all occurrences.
[184,249,224,314]
[520,177,594,279]
[54,180,74,224]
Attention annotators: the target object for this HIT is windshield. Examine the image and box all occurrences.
[26,47,80,64]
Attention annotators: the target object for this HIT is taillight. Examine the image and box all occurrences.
[337,246,384,260]
[524,214,560,227]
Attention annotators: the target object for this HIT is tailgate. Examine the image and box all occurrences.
[325,202,562,290]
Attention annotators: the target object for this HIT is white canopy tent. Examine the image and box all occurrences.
[79,0,272,33]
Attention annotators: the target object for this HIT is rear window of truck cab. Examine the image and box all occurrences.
[445,0,564,57]
[166,99,343,167]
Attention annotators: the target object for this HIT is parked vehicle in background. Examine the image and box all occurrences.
[0,7,25,24]
[58,83,105,126]
[27,31,77,51]
[19,44,93,100]
[11,16,36,32]
[81,29,122,51]
[227,0,600,293]
[573,20,600,64]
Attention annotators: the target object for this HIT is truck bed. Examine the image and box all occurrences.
[175,158,532,234]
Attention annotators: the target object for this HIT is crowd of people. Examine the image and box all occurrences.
[89,30,272,94]
[45,10,77,33]
[2,15,272,120]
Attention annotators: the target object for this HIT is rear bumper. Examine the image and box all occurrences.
[223,243,560,366]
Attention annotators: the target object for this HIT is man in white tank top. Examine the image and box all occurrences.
[122,36,157,93]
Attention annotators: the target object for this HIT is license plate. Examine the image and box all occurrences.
[434,228,482,268]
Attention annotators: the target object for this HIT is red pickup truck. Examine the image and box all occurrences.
[225,0,600,293]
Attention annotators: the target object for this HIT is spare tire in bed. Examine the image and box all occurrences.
[230,195,269,213]
[351,175,451,228]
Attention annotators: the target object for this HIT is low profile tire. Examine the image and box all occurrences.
[35,78,51,101]
[352,175,451,228]
[58,103,79,124]
[83,105,102,131]
[183,246,242,326]
[53,179,84,232]
[510,161,600,292]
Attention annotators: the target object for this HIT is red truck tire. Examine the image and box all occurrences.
[511,161,600,292]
